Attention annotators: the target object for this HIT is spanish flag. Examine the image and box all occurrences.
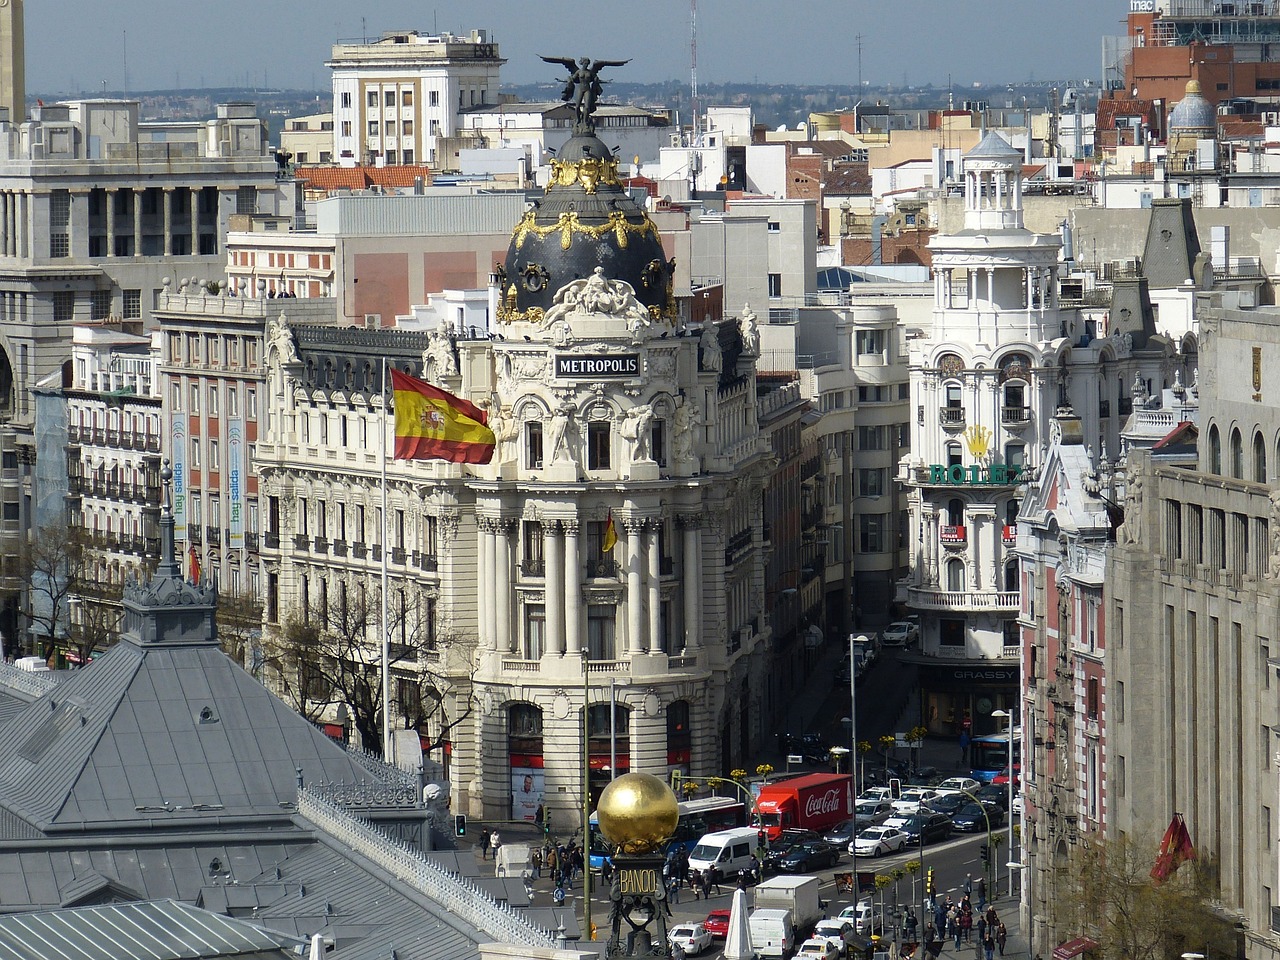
[188,543,201,585]
[602,511,619,552]
[390,368,495,464]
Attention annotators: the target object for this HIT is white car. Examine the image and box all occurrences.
[851,825,907,857]
[797,937,842,960]
[936,777,982,795]
[891,788,940,815]
[669,923,714,956]
[859,786,893,803]
[878,621,919,646]
[881,813,912,831]
[838,899,880,936]
[1011,793,1024,816]
[813,918,857,954]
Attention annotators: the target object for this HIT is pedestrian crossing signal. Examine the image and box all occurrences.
[455,814,467,837]
[926,867,935,895]
[980,843,990,864]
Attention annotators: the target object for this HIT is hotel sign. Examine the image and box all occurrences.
[554,354,640,378]
[928,464,1023,485]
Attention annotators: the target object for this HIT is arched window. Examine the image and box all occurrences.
[1208,424,1221,474]
[1254,431,1267,484]
[947,498,965,527]
[1230,428,1244,479]
[946,442,962,467]
[947,558,966,592]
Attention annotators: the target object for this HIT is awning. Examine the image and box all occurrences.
[1053,937,1099,960]
[322,723,345,740]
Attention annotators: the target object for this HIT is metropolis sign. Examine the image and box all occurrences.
[554,354,640,378]
[928,464,1023,486]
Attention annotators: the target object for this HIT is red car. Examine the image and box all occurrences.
[704,909,732,938]
[992,764,1021,789]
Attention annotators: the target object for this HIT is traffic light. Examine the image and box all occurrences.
[758,829,767,848]
[926,868,935,896]
[889,777,902,799]
[980,843,990,864]
[454,814,467,837]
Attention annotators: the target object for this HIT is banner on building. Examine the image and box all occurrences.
[510,767,545,823]
[228,418,244,550]
[171,413,187,541]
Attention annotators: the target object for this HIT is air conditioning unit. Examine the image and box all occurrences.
[363,314,381,328]
[670,134,683,147]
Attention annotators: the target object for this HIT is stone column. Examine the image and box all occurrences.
[495,519,514,653]
[132,188,144,257]
[477,520,492,650]
[105,189,115,258]
[545,520,565,655]
[190,186,200,256]
[646,521,662,653]
[20,191,30,258]
[564,520,583,656]
[680,514,701,651]
[162,187,174,256]
[970,510,983,593]
[624,518,645,655]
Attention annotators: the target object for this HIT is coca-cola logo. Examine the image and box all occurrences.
[804,788,842,819]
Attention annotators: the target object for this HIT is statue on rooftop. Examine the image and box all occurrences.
[540,55,631,133]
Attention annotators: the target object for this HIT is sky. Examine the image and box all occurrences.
[25,0,1126,95]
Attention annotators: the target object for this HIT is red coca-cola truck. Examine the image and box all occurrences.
[752,773,855,841]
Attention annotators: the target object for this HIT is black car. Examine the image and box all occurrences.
[778,840,841,873]
[976,784,1009,809]
[780,733,831,765]
[929,792,969,816]
[951,802,1005,833]
[764,829,822,871]
[898,811,954,846]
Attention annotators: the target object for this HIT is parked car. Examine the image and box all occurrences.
[853,799,893,829]
[834,661,853,685]
[878,621,919,646]
[781,733,833,765]
[778,840,842,873]
[928,792,969,816]
[890,788,940,815]
[669,923,714,956]
[951,802,1005,833]
[703,909,732,938]
[797,937,842,960]
[936,777,981,795]
[897,811,954,846]
[851,825,907,857]
[823,819,857,847]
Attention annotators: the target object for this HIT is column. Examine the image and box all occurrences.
[477,521,492,650]
[646,521,661,654]
[189,186,200,256]
[0,193,7,257]
[132,188,143,257]
[545,520,565,655]
[680,515,701,651]
[162,187,174,256]
[20,190,30,258]
[970,511,983,594]
[625,518,644,655]
[495,519,513,653]
[986,267,995,309]
[105,188,115,258]
[564,520,583,656]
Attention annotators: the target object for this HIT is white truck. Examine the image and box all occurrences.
[754,875,823,933]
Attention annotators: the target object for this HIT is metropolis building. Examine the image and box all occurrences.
[256,98,772,824]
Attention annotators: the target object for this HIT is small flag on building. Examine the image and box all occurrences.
[602,511,618,553]
[389,368,495,464]
[188,543,201,585]
[1151,812,1195,883]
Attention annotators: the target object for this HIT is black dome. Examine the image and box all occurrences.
[498,132,675,325]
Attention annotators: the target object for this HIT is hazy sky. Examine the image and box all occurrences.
[26,0,1125,94]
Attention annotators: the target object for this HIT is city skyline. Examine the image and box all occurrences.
[27,0,1121,95]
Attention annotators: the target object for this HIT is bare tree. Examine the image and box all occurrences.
[267,578,475,759]
[1057,831,1237,960]
[70,580,124,665]
[20,525,93,659]
[216,591,263,671]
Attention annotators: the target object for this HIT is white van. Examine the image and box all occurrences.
[749,907,796,959]
[687,826,758,878]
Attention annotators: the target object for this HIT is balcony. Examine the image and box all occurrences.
[391,547,406,564]
[352,541,367,559]
[419,554,438,572]
[190,527,202,544]
[1001,406,1031,426]
[332,540,347,557]
[939,407,966,429]
[521,559,546,577]
[205,526,221,546]
[585,558,618,579]
[501,658,542,674]
[1098,399,1111,420]
[264,531,280,549]
[1003,524,1018,545]
[245,532,260,552]
[313,536,329,554]
[293,534,309,551]
[906,586,1020,611]
[940,524,967,545]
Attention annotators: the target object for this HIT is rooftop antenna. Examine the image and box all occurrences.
[122,30,128,94]
[690,0,699,146]
[857,34,863,92]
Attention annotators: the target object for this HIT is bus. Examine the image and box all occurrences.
[588,795,747,868]
[969,728,1021,784]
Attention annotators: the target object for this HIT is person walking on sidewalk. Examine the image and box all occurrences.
[996,921,1007,956]
[982,930,996,960]
[479,828,491,860]
[490,829,502,863]
[975,875,987,912]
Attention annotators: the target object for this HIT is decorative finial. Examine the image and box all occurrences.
[160,459,173,518]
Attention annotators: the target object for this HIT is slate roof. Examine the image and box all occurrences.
[966,131,1021,160]
[0,899,301,960]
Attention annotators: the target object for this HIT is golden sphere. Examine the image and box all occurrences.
[595,772,680,855]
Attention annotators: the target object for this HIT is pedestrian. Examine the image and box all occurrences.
[479,828,491,860]
[960,903,973,943]
[924,921,936,945]
[983,931,996,960]
[490,829,502,862]
[985,906,998,927]
[531,845,542,879]
[701,869,714,900]
[545,846,558,878]
[691,869,702,900]
[996,922,1007,956]
[977,914,987,942]
[963,873,972,898]
[668,875,681,904]
[976,875,987,912]
[571,845,584,885]
[947,911,960,949]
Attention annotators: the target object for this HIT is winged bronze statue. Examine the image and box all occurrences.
[540,55,630,132]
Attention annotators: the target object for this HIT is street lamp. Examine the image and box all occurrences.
[991,708,1014,900]
[581,648,593,941]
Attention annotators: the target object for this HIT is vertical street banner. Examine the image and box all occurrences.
[228,418,244,550]
[171,413,187,541]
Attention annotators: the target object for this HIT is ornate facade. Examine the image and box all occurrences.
[257,116,772,825]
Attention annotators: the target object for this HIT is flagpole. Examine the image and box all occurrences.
[381,358,392,759]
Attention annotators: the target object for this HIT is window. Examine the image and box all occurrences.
[90,290,111,320]
[587,421,611,470]
[1255,431,1267,483]
[1208,424,1221,473]
[227,387,238,417]
[858,468,885,497]
[522,520,545,573]
[947,497,964,526]
[1115,680,1125,722]
[209,438,219,470]
[402,149,414,164]
[207,385,218,416]
[946,442,962,467]
[768,273,782,297]
[341,91,351,108]
[384,90,396,107]
[858,425,885,450]
[523,604,545,660]
[945,383,963,408]
[652,419,666,467]
[341,121,352,138]
[1231,428,1244,479]
[123,289,141,320]
[859,514,885,553]
[1086,676,1100,720]
[246,386,257,419]
[401,89,413,106]
[767,220,780,232]
[402,118,414,137]
[368,120,380,137]
[429,90,439,107]
[856,330,884,355]
[588,605,616,659]
[1005,443,1026,468]
[939,617,965,647]
[49,190,69,258]
[367,90,378,108]
[946,558,966,592]
[189,384,200,414]
[235,186,256,215]
[53,291,75,322]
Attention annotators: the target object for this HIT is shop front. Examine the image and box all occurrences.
[917,662,1018,738]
